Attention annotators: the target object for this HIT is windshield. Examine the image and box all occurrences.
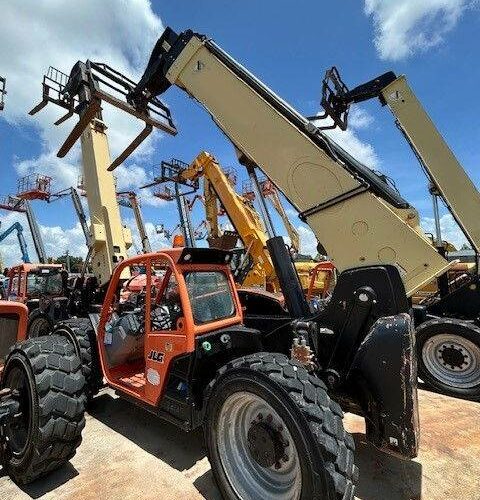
[27,270,64,296]
[184,271,235,324]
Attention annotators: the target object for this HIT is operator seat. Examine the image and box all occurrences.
[105,308,145,367]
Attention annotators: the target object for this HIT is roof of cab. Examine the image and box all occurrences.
[134,247,232,266]
[9,263,63,273]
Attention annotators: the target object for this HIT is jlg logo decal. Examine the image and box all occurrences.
[148,350,165,363]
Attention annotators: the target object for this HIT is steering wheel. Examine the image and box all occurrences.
[150,305,172,330]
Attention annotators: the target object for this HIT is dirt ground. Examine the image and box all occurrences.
[1,388,479,500]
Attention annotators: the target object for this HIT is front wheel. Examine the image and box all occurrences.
[1,336,86,484]
[204,353,357,500]
[416,318,480,400]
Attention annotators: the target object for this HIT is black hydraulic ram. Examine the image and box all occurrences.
[266,236,310,319]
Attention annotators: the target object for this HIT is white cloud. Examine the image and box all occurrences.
[14,151,80,194]
[0,0,165,192]
[325,127,379,169]
[365,0,475,61]
[321,106,379,169]
[297,225,318,258]
[421,213,469,249]
[349,107,374,129]
[0,210,88,268]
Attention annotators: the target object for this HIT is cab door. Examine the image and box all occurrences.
[7,268,21,302]
[144,258,188,404]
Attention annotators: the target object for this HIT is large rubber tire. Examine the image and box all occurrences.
[416,318,480,400]
[1,335,86,484]
[27,309,53,338]
[204,352,357,500]
[53,318,102,401]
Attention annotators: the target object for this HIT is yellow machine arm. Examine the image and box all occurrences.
[182,152,278,289]
[126,28,452,296]
[203,180,221,241]
[29,60,176,285]
[29,65,142,285]
[260,179,300,253]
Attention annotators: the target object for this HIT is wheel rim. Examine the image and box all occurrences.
[422,333,480,389]
[216,391,302,500]
[4,364,33,456]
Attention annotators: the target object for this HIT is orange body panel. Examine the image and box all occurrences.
[0,300,28,374]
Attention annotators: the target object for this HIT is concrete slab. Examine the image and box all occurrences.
[0,389,479,500]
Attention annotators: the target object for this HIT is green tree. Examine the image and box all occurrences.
[54,254,85,273]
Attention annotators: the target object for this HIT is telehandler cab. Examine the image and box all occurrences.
[53,246,418,500]
[0,300,86,483]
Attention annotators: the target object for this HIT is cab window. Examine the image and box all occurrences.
[184,271,235,324]
[150,268,183,332]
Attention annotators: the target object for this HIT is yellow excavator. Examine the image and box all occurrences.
[148,151,332,296]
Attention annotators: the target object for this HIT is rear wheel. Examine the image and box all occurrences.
[1,335,86,484]
[204,353,357,500]
[27,309,52,337]
[416,318,480,400]
[53,318,102,401]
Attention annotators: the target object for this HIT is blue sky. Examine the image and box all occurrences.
[0,0,479,265]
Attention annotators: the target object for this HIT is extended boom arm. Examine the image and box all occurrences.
[0,222,30,263]
[117,191,152,253]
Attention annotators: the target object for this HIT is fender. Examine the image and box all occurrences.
[348,312,419,459]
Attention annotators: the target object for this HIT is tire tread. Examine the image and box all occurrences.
[206,352,358,500]
[2,335,86,484]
